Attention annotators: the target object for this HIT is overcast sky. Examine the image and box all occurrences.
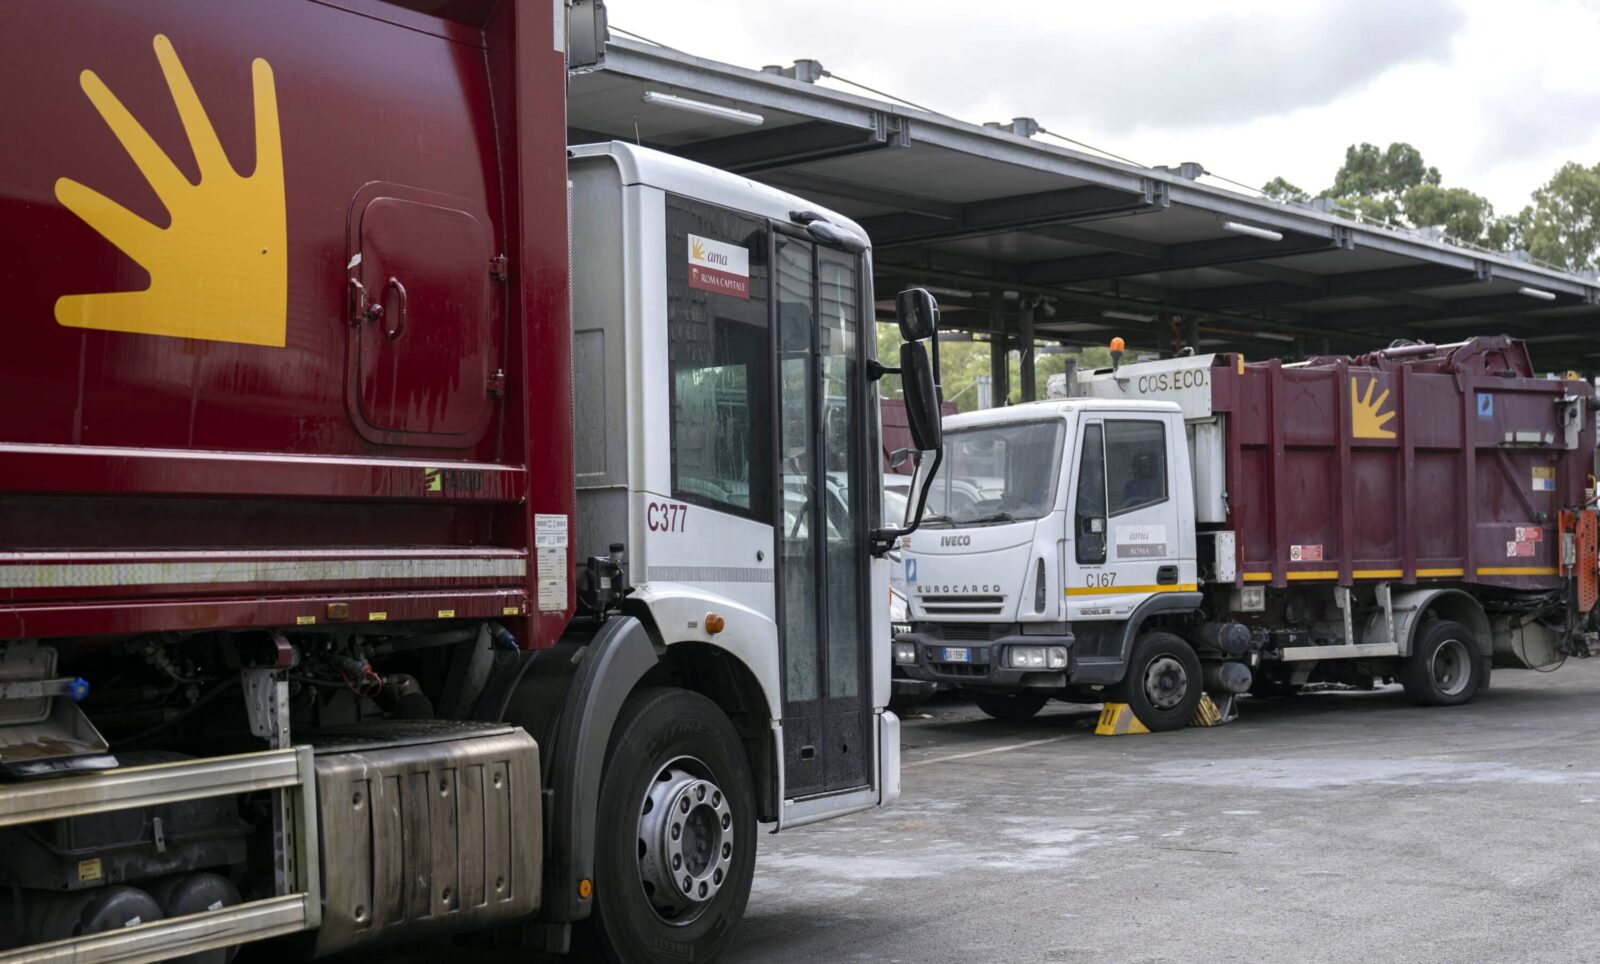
[609,0,1600,215]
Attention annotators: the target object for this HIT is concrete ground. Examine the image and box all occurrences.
[729,661,1600,964]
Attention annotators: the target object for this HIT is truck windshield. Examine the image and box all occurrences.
[925,420,1063,526]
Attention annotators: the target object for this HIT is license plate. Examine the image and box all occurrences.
[941,647,970,663]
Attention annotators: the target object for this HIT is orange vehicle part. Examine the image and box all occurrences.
[1577,511,1599,613]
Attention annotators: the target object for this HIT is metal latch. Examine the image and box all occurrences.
[487,369,506,398]
[490,254,508,281]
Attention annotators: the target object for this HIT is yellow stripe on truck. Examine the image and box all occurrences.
[1065,583,1198,597]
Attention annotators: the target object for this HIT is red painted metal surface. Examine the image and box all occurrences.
[0,0,573,646]
[1211,337,1591,589]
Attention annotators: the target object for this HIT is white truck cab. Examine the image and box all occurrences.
[895,397,1203,725]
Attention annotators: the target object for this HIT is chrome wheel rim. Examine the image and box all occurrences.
[1143,655,1189,711]
[636,755,734,925]
[1431,638,1471,697]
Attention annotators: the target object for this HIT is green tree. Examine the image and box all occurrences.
[1517,161,1600,273]
[1265,141,1514,249]
[1261,176,1309,203]
[1326,142,1440,222]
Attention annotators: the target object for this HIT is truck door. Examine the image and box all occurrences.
[774,236,872,798]
[1066,414,1187,623]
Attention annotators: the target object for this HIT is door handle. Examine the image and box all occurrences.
[1157,565,1179,585]
[384,277,407,340]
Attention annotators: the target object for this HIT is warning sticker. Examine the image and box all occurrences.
[537,547,567,611]
[78,858,102,882]
[1516,526,1544,542]
[1290,544,1324,562]
[535,513,569,548]
[1506,541,1536,558]
[1533,466,1556,492]
[687,234,750,299]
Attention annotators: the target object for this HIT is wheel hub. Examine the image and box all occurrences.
[1143,655,1188,710]
[1431,638,1470,697]
[636,757,734,924]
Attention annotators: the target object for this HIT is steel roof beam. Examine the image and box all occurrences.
[756,171,961,221]
[1185,263,1485,311]
[1323,291,1585,330]
[1020,232,1346,286]
[861,182,1164,248]
[677,118,907,174]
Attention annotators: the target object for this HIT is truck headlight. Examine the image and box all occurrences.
[1006,645,1068,670]
[893,641,917,665]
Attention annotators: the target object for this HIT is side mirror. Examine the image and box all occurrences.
[889,447,914,470]
[900,342,943,453]
[895,287,939,342]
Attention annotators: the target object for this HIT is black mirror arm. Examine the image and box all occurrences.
[868,358,901,381]
[869,447,944,556]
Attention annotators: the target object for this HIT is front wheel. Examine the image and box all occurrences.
[1400,619,1485,706]
[1112,632,1203,732]
[581,687,756,964]
[974,690,1049,722]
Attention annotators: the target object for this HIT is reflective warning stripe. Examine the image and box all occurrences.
[0,554,526,590]
[1065,583,1197,597]
[1476,566,1559,577]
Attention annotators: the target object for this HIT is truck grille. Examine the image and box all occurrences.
[929,662,987,678]
[918,595,1005,616]
[938,624,1005,642]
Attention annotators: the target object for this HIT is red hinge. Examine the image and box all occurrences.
[490,254,508,281]
[487,368,506,398]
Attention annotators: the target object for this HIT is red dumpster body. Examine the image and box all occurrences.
[0,0,574,649]
[1210,338,1593,589]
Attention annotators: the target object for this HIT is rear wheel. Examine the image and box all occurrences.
[581,687,756,964]
[1112,632,1203,732]
[973,690,1049,722]
[1401,619,1485,706]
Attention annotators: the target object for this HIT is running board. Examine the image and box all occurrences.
[0,894,312,964]
[0,747,322,962]
[1278,642,1400,662]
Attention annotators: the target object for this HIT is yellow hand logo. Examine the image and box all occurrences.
[55,34,286,347]
[691,238,706,261]
[1351,376,1397,439]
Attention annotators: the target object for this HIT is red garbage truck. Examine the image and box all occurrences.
[0,1,945,960]
[894,337,1600,728]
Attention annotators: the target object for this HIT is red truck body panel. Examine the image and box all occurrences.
[0,0,574,646]
[1211,338,1591,590]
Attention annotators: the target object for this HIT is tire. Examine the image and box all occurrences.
[580,687,756,964]
[973,690,1049,722]
[1400,619,1485,706]
[1112,632,1203,732]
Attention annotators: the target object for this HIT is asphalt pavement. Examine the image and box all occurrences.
[728,661,1600,963]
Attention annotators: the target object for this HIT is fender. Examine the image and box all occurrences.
[1383,587,1491,658]
[1073,591,1204,684]
[533,614,660,923]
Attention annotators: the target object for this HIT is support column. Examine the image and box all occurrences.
[1018,298,1036,402]
[989,290,1009,406]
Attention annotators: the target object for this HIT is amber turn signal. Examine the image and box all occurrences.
[704,612,726,634]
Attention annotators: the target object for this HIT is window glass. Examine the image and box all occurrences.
[1075,424,1106,564]
[1105,420,1167,516]
[926,420,1063,526]
[820,249,862,700]
[776,238,820,704]
[666,197,771,520]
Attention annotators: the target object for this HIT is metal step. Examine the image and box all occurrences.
[0,746,322,962]
[0,894,311,964]
[0,747,303,827]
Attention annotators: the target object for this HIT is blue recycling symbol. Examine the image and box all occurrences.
[905,558,917,583]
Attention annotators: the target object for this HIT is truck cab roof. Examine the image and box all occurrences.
[569,141,869,246]
[943,397,1181,431]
